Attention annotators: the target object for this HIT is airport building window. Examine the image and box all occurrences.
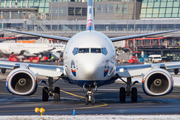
[141,2,147,8]
[12,0,17,8]
[82,8,87,16]
[75,7,81,16]
[45,7,49,13]
[28,0,34,7]
[146,13,152,18]
[115,5,121,13]
[167,1,173,7]
[68,7,74,16]
[39,0,45,7]
[117,25,123,31]
[160,2,167,7]
[147,2,154,8]
[6,0,11,8]
[122,5,127,13]
[173,1,179,7]
[23,0,27,8]
[45,1,49,7]
[152,13,158,18]
[34,0,40,7]
[108,5,113,13]
[60,7,67,16]
[0,0,5,8]
[173,8,178,14]
[154,1,160,7]
[172,13,178,18]
[102,5,107,13]
[17,0,22,8]
[11,12,19,19]
[96,5,101,14]
[140,0,180,18]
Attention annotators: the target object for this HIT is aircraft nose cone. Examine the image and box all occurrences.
[85,63,96,76]
[77,55,103,80]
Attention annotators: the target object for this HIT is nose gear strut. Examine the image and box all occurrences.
[83,83,97,105]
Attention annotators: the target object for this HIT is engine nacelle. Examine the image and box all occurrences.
[142,68,173,96]
[6,68,38,96]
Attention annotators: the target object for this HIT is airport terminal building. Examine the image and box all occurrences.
[1,0,180,60]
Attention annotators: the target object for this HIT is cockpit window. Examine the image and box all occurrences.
[72,48,79,55]
[101,48,108,55]
[73,47,108,55]
[91,48,101,53]
[78,48,89,53]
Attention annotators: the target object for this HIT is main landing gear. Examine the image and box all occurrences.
[119,77,138,103]
[39,77,60,102]
[84,85,96,105]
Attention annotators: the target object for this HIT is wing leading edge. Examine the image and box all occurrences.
[115,61,180,78]
[110,29,178,42]
[0,61,64,77]
[3,29,70,42]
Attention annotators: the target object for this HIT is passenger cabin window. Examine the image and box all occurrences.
[78,48,89,53]
[91,48,101,53]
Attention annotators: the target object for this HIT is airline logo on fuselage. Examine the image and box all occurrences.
[87,19,93,30]
[71,60,76,77]
[104,61,109,77]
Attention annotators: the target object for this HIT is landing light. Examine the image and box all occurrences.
[119,68,124,72]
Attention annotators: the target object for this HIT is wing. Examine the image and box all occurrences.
[110,29,178,42]
[33,47,56,55]
[116,64,152,77]
[115,62,180,78]
[0,61,64,77]
[3,29,70,42]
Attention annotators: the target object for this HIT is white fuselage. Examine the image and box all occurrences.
[0,43,66,56]
[63,30,116,87]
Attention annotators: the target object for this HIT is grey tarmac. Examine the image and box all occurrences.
[1,68,180,115]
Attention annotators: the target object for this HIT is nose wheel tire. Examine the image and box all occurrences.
[91,95,95,105]
[131,87,137,102]
[85,95,88,105]
[119,87,126,102]
[54,87,60,101]
[42,87,49,101]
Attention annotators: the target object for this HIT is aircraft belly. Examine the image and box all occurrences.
[70,79,116,87]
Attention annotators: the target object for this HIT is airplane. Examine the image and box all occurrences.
[0,42,66,57]
[0,0,179,105]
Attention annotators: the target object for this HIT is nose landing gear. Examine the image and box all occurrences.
[84,85,96,105]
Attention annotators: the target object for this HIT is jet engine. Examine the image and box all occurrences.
[142,68,173,96]
[6,68,38,96]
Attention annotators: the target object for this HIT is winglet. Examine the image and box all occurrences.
[86,0,94,31]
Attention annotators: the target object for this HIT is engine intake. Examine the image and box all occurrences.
[6,68,37,96]
[142,69,173,96]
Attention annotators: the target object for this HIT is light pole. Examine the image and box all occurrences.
[134,0,136,35]
[51,0,52,35]
[58,1,59,36]
[127,0,129,36]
